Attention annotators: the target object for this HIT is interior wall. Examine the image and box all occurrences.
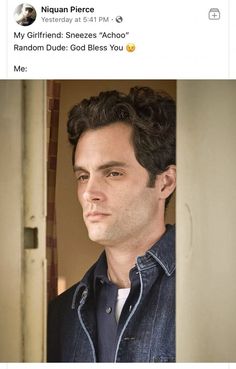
[0,81,23,361]
[56,80,176,292]
[176,80,236,361]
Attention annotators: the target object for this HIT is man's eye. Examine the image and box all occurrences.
[108,171,122,177]
[77,175,89,182]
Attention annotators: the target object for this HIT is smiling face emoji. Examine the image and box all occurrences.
[126,43,136,52]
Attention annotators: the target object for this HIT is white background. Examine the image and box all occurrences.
[0,0,235,78]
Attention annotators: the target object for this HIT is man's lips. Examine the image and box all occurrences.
[85,211,111,220]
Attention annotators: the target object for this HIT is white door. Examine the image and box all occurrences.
[0,80,47,362]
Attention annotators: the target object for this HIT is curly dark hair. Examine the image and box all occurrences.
[67,86,176,205]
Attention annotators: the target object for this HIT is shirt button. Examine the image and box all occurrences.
[106,307,112,314]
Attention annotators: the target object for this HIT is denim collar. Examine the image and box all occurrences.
[137,224,175,276]
[72,224,175,308]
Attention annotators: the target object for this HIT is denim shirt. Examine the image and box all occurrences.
[47,224,175,362]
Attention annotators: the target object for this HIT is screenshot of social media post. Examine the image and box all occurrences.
[0,0,236,367]
[1,0,235,78]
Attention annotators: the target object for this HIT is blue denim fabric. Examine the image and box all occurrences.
[47,224,175,362]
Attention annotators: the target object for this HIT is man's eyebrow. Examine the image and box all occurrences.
[73,165,87,173]
[73,161,128,172]
[97,161,128,171]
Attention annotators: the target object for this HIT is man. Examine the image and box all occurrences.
[47,86,176,362]
[15,4,36,26]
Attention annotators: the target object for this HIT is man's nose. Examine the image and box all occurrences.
[82,177,105,203]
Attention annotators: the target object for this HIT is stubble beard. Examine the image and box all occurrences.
[85,202,157,248]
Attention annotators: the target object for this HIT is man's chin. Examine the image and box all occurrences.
[87,229,105,243]
[87,229,112,245]
[89,233,106,245]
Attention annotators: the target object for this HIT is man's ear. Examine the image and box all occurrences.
[157,165,176,200]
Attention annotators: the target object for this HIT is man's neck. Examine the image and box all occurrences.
[105,225,166,288]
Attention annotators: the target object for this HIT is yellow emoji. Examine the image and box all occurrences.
[126,43,135,52]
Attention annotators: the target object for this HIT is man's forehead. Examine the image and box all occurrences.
[73,123,136,168]
[76,123,133,151]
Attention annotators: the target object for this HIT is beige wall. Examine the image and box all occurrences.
[56,80,176,292]
[176,80,236,361]
[0,81,23,361]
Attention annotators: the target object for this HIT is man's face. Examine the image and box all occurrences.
[74,122,164,247]
[23,6,33,17]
